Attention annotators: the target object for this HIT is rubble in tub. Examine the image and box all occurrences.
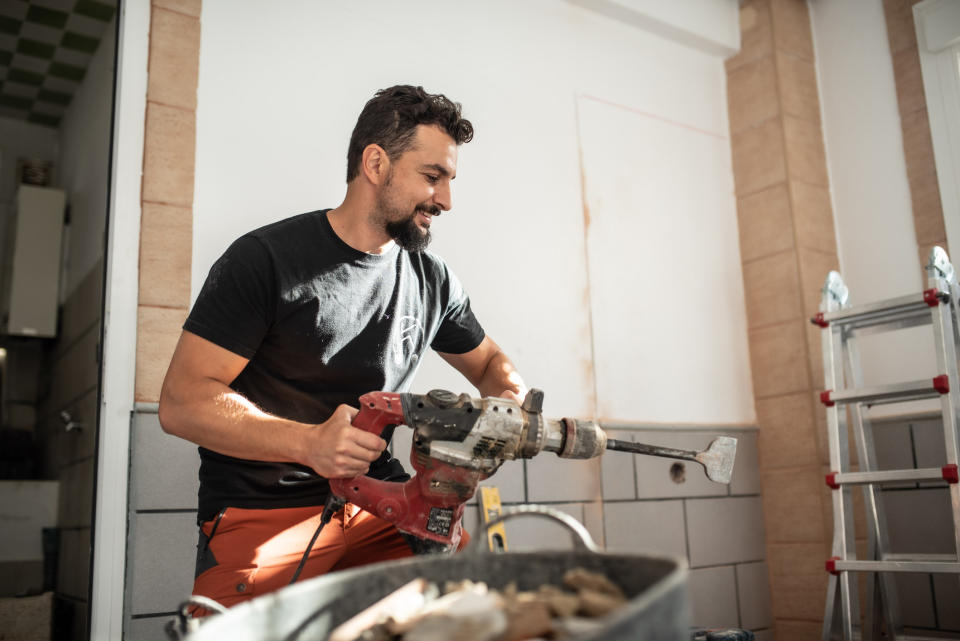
[327,568,629,641]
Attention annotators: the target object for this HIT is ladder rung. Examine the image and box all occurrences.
[825,466,958,487]
[827,558,960,574]
[821,376,949,407]
[812,289,944,329]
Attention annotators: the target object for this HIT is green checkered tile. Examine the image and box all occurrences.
[0,93,32,110]
[49,60,83,81]
[17,37,55,58]
[0,0,115,127]
[8,67,43,86]
[75,1,115,23]
[61,31,98,54]
[37,87,68,105]
[26,5,68,29]
[0,16,22,35]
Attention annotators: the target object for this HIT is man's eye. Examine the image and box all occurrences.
[425,174,439,184]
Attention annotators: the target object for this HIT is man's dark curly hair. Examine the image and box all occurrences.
[346,85,474,182]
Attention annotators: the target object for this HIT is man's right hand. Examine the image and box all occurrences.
[303,404,387,479]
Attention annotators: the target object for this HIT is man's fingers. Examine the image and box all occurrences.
[348,426,387,453]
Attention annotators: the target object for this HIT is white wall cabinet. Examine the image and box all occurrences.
[2,185,66,338]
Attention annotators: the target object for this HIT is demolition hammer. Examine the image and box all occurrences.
[327,388,737,548]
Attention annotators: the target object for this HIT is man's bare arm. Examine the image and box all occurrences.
[438,335,527,401]
[158,331,385,478]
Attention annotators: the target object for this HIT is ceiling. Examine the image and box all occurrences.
[0,0,117,129]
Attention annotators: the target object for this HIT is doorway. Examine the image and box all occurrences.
[0,1,118,639]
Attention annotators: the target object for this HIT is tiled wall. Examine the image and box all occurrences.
[123,407,768,641]
[34,260,103,640]
[881,0,949,266]
[868,415,960,636]
[725,2,836,637]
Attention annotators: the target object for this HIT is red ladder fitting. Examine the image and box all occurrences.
[933,375,950,394]
[924,288,942,307]
[943,464,959,484]
[825,472,840,489]
[820,390,835,407]
[826,557,841,575]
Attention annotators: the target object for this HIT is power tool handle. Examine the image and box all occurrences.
[351,391,406,437]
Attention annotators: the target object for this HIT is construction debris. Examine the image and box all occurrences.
[326,569,628,641]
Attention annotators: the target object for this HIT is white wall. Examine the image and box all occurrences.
[58,16,116,299]
[194,0,753,424]
[810,0,938,409]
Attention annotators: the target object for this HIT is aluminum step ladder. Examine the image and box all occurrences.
[817,247,960,641]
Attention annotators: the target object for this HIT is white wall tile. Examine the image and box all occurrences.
[479,460,526,504]
[498,502,587,551]
[631,431,728,499]
[883,489,954,554]
[911,418,947,471]
[736,561,772,630]
[688,565,740,628]
[128,512,197,615]
[127,615,172,641]
[685,497,765,567]
[871,421,915,489]
[728,431,760,496]
[131,413,200,511]
[893,573,936,628]
[601,429,637,500]
[582,500,605,548]
[526,454,601,503]
[933,573,960,631]
[603,500,687,559]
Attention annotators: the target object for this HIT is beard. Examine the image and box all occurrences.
[385,212,433,252]
[375,172,439,253]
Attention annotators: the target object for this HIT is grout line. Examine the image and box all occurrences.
[602,494,761,503]
[146,98,197,115]
[152,4,201,20]
[136,508,197,514]
[689,559,766,571]
[130,611,178,620]
[733,562,743,628]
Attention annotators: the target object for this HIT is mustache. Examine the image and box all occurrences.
[416,205,441,217]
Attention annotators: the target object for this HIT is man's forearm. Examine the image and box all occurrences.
[159,377,313,465]
[475,350,527,400]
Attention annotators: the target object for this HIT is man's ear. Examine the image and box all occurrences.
[361,144,390,185]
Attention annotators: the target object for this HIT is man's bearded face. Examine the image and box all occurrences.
[376,169,439,252]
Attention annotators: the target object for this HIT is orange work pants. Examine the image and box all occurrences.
[191,503,466,611]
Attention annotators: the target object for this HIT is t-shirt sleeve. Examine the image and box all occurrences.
[429,260,485,354]
[183,236,276,359]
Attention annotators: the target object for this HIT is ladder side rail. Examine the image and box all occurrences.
[927,273,960,561]
[845,338,902,640]
[826,323,861,640]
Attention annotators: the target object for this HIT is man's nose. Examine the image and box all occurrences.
[434,182,452,211]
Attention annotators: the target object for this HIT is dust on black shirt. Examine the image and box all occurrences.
[184,209,485,521]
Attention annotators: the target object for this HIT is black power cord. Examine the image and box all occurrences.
[288,495,345,585]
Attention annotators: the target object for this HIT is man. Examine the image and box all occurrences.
[159,85,526,610]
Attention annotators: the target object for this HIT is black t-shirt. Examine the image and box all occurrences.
[184,209,485,521]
